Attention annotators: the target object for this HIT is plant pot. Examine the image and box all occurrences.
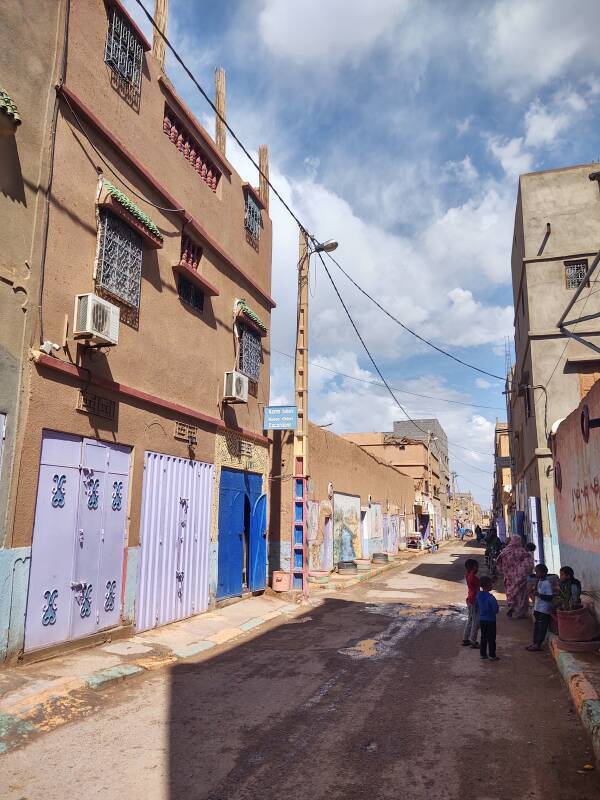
[337,560,358,575]
[371,553,389,564]
[557,606,600,642]
[556,637,600,653]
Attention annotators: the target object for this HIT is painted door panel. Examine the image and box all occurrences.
[249,493,267,591]
[136,453,213,631]
[217,486,244,599]
[25,432,131,652]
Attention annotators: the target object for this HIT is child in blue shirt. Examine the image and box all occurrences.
[476,576,500,661]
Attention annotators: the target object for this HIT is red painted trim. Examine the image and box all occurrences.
[242,183,265,211]
[99,196,163,248]
[172,263,220,296]
[35,354,271,446]
[57,85,276,310]
[106,0,152,51]
[159,75,232,177]
[238,312,267,338]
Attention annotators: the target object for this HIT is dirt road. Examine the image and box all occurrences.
[1,542,598,799]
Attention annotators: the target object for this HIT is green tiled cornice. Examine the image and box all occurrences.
[103,180,163,240]
[237,299,267,332]
[0,87,21,125]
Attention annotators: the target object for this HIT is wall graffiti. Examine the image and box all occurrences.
[333,493,361,564]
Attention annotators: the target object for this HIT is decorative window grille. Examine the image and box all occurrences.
[104,6,144,102]
[77,391,116,421]
[97,210,143,308]
[180,235,202,271]
[178,275,204,313]
[244,192,262,243]
[163,105,221,192]
[565,259,588,290]
[238,325,262,383]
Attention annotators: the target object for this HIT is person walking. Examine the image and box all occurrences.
[496,536,534,618]
[477,576,500,661]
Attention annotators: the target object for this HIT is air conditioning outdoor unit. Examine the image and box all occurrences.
[73,293,120,346]
[223,370,249,403]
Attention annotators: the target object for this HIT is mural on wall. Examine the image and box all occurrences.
[307,500,334,572]
[333,493,361,563]
[399,516,406,549]
[369,503,383,555]
[388,514,400,553]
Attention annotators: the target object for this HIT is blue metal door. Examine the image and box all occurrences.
[217,469,264,599]
[249,494,267,591]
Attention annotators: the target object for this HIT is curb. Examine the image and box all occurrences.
[549,635,600,764]
[0,601,304,754]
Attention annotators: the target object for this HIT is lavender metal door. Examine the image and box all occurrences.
[136,452,213,632]
[25,432,132,652]
[25,432,82,651]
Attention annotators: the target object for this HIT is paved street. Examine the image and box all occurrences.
[1,542,598,800]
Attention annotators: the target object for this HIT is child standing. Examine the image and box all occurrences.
[526,563,554,652]
[476,576,499,661]
[462,559,480,648]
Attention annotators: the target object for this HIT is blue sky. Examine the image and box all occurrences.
[125,0,600,504]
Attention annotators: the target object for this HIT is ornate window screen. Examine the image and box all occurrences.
[97,210,143,308]
[104,6,144,101]
[239,325,262,383]
[244,192,262,242]
[565,259,588,290]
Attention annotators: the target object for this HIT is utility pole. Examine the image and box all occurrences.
[292,229,310,599]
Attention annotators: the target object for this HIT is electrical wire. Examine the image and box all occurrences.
[454,472,492,494]
[134,0,505,385]
[321,248,506,382]
[448,450,493,475]
[133,0,307,234]
[271,348,505,411]
[60,91,185,214]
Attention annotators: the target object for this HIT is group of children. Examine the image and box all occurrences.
[462,557,582,659]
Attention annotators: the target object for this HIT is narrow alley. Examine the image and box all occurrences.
[1,543,597,800]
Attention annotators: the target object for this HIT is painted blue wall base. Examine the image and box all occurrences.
[0,547,31,662]
[123,546,139,625]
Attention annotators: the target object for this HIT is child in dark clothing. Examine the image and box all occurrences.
[558,566,582,610]
[462,559,480,648]
[527,563,554,652]
[476,576,499,661]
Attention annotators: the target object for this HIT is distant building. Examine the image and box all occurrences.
[343,417,451,539]
[492,421,513,539]
[508,163,600,571]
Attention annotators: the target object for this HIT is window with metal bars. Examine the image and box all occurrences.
[244,192,262,243]
[177,275,204,313]
[104,5,144,102]
[238,325,262,383]
[565,259,588,289]
[96,210,143,308]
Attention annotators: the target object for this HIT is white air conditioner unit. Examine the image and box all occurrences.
[73,293,120,346]
[223,370,249,403]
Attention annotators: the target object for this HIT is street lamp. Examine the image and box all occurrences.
[312,239,338,253]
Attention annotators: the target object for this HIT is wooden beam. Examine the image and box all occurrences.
[215,67,226,156]
[259,145,269,211]
[152,0,168,69]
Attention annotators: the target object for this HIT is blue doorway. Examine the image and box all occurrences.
[217,468,266,600]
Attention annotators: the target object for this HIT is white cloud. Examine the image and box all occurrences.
[478,0,600,99]
[487,135,534,178]
[444,156,478,184]
[475,378,493,390]
[258,0,412,69]
[456,116,473,136]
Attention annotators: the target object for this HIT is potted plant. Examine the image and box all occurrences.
[556,587,599,643]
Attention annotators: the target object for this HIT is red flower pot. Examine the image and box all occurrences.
[556,606,600,642]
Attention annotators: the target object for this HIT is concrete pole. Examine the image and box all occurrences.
[294,229,310,598]
[259,145,269,211]
[215,67,226,156]
[152,0,168,70]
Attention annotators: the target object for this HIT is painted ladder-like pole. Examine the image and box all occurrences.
[292,229,310,598]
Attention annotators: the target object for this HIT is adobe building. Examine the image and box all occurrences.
[0,0,273,660]
[508,164,600,572]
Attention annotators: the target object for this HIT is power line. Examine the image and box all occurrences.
[449,450,493,475]
[454,472,492,494]
[271,348,505,411]
[136,0,507,386]
[322,249,506,382]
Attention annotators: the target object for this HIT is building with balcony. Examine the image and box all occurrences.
[507,163,600,572]
[0,0,273,660]
[492,421,513,539]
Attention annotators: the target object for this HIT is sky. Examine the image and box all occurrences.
[125,0,600,505]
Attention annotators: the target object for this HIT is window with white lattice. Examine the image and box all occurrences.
[96,210,143,308]
[238,325,262,383]
[244,191,262,243]
[104,5,144,103]
[565,259,588,290]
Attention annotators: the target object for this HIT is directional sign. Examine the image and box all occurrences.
[264,405,298,431]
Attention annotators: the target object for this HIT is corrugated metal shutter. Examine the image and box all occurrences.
[136,451,213,631]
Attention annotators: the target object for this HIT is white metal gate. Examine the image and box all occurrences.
[136,451,214,631]
[24,431,131,652]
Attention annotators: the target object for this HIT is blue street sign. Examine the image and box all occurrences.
[264,405,298,431]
